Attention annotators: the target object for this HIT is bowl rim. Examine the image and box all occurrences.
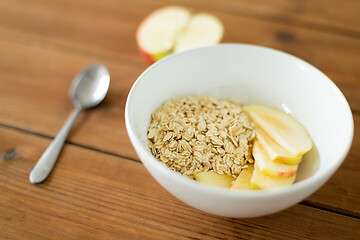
[125,43,354,198]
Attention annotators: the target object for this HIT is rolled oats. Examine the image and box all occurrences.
[147,96,255,178]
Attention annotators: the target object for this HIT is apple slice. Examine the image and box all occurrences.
[194,172,235,188]
[250,162,297,190]
[136,6,190,63]
[244,105,312,156]
[255,126,302,165]
[136,6,224,64]
[253,141,298,178]
[174,13,224,53]
[230,164,256,190]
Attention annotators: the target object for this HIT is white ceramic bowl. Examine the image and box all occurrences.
[125,44,353,218]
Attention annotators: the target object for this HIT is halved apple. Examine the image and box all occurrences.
[250,162,297,190]
[194,171,235,188]
[136,6,224,64]
[253,141,298,178]
[244,105,312,156]
[230,164,255,190]
[255,126,302,165]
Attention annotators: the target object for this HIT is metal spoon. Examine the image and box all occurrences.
[29,63,110,184]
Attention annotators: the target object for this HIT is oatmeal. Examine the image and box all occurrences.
[147,96,255,178]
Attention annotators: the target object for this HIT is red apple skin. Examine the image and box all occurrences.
[276,169,297,178]
[137,43,172,64]
[261,168,297,178]
[136,10,156,65]
[138,45,156,64]
[136,18,157,64]
[260,166,298,178]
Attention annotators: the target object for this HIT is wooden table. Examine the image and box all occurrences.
[0,0,359,239]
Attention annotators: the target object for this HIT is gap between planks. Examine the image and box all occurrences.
[0,122,138,164]
[1,121,359,220]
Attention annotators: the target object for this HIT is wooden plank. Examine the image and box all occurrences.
[0,0,359,111]
[0,0,145,65]
[0,38,140,160]
[0,0,359,217]
[0,30,359,216]
[0,223,50,240]
[0,126,359,240]
[146,0,360,37]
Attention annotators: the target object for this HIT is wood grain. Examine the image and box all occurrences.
[1,126,359,240]
[0,223,50,240]
[0,0,359,238]
[0,38,140,160]
[0,13,359,216]
[0,0,359,91]
[146,0,360,36]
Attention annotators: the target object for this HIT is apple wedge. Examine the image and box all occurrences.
[243,105,312,156]
[250,162,297,190]
[255,126,302,165]
[136,6,224,64]
[194,172,234,188]
[230,164,256,190]
[253,141,298,178]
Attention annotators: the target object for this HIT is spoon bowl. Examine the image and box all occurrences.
[71,63,110,109]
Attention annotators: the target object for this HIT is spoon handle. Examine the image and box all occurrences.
[29,107,82,184]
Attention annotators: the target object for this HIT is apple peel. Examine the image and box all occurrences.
[250,162,297,190]
[253,141,298,178]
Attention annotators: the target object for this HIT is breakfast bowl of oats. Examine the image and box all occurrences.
[125,44,353,217]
